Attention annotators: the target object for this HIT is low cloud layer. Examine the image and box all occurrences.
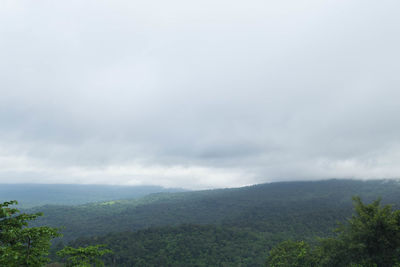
[1,0,400,189]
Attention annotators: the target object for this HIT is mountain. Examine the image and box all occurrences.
[32,179,400,243]
[0,184,185,208]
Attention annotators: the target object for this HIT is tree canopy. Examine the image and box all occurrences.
[57,245,112,267]
[266,196,400,267]
[0,200,60,266]
[0,200,111,267]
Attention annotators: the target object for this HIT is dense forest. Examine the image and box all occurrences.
[69,196,400,266]
[69,224,271,266]
[32,179,400,242]
[3,179,400,266]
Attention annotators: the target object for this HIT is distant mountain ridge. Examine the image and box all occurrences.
[0,183,185,208]
[31,179,400,243]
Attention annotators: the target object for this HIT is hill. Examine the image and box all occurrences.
[32,179,400,243]
[0,184,184,208]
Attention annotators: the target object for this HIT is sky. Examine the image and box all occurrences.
[0,0,400,189]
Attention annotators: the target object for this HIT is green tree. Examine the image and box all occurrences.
[319,196,400,266]
[57,244,112,267]
[267,197,400,267]
[0,200,61,267]
[265,240,314,267]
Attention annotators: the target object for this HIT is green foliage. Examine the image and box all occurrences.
[70,224,271,266]
[57,244,112,267]
[267,196,400,267]
[34,179,400,242]
[23,180,400,266]
[3,180,400,267]
[265,240,314,267]
[0,200,61,267]
[317,196,400,266]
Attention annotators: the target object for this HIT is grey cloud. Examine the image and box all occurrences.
[0,0,400,188]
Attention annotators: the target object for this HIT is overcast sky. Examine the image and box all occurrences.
[0,0,399,189]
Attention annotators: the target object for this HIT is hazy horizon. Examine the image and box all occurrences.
[1,1,400,189]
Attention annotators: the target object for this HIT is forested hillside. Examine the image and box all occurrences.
[5,179,400,266]
[0,184,184,208]
[33,179,400,243]
[68,194,400,267]
[70,224,272,266]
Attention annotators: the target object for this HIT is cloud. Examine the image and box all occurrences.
[0,0,400,188]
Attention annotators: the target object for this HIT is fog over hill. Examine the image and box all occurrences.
[0,184,185,208]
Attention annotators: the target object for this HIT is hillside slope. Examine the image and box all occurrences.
[0,184,184,208]
[33,179,400,242]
